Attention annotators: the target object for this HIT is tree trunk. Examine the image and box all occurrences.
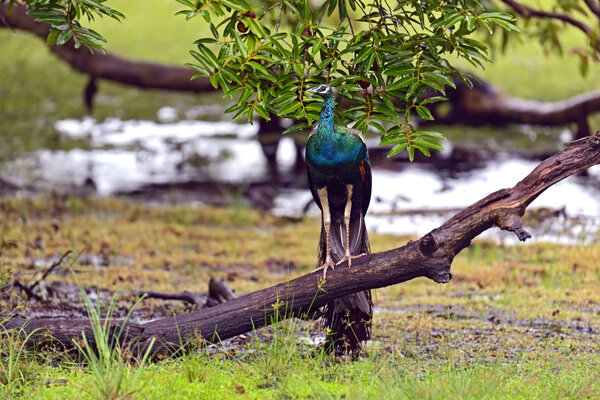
[5,133,600,357]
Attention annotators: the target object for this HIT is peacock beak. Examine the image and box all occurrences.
[307,86,319,93]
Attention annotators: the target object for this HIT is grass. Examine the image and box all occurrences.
[73,288,155,399]
[0,323,44,398]
[8,334,600,399]
[1,1,600,397]
[0,195,599,399]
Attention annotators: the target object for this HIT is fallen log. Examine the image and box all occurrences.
[4,132,599,357]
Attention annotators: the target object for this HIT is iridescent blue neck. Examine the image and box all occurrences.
[317,96,336,137]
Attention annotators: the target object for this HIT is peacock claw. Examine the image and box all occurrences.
[336,254,352,268]
[314,258,335,279]
[336,252,368,269]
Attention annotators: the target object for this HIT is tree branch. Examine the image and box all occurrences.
[501,0,592,35]
[500,0,600,52]
[4,133,600,357]
[0,3,213,93]
[583,0,600,19]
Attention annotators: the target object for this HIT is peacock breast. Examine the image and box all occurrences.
[306,133,364,168]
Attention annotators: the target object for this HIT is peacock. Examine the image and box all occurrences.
[305,84,372,356]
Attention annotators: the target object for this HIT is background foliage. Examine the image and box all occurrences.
[3,0,598,161]
[4,0,521,160]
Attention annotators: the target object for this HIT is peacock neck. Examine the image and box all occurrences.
[317,96,336,138]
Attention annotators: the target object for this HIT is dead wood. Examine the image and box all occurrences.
[4,133,599,358]
[139,290,206,307]
[7,250,72,301]
[28,250,72,293]
[139,278,237,307]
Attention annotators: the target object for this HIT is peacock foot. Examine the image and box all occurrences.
[314,257,335,279]
[336,252,368,269]
[336,254,352,268]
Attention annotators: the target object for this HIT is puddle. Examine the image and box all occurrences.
[274,162,600,243]
[3,116,298,195]
[1,113,599,242]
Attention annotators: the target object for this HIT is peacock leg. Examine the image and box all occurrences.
[315,187,335,279]
[336,184,353,268]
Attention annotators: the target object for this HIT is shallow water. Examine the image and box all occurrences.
[2,112,599,242]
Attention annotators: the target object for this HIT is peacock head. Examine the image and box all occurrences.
[307,84,336,99]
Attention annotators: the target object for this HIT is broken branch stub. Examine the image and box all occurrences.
[4,133,600,357]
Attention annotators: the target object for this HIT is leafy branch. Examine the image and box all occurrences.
[178,0,519,158]
[3,0,124,52]
[2,0,522,158]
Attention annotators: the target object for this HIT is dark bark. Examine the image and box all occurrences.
[4,133,600,357]
[139,278,238,307]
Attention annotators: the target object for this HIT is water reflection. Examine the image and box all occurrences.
[2,115,599,242]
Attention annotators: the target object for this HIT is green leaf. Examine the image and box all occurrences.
[388,142,408,157]
[200,10,211,23]
[489,18,520,32]
[221,68,242,85]
[210,73,222,88]
[283,122,310,135]
[479,12,516,21]
[279,101,302,115]
[248,61,274,80]
[413,130,446,140]
[421,78,445,94]
[413,142,431,157]
[407,146,415,162]
[175,0,196,8]
[210,23,219,39]
[221,0,248,12]
[414,137,444,151]
[384,65,414,76]
[255,104,270,121]
[56,29,73,45]
[370,121,387,135]
[422,72,456,89]
[247,18,268,38]
[190,50,214,72]
[387,76,416,91]
[355,46,374,65]
[443,13,464,29]
[415,105,434,121]
[380,134,402,146]
[311,38,323,58]
[421,96,447,105]
[46,29,60,46]
[302,0,311,21]
[195,45,220,69]
[233,31,248,58]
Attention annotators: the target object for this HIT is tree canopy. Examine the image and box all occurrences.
[3,0,598,159]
